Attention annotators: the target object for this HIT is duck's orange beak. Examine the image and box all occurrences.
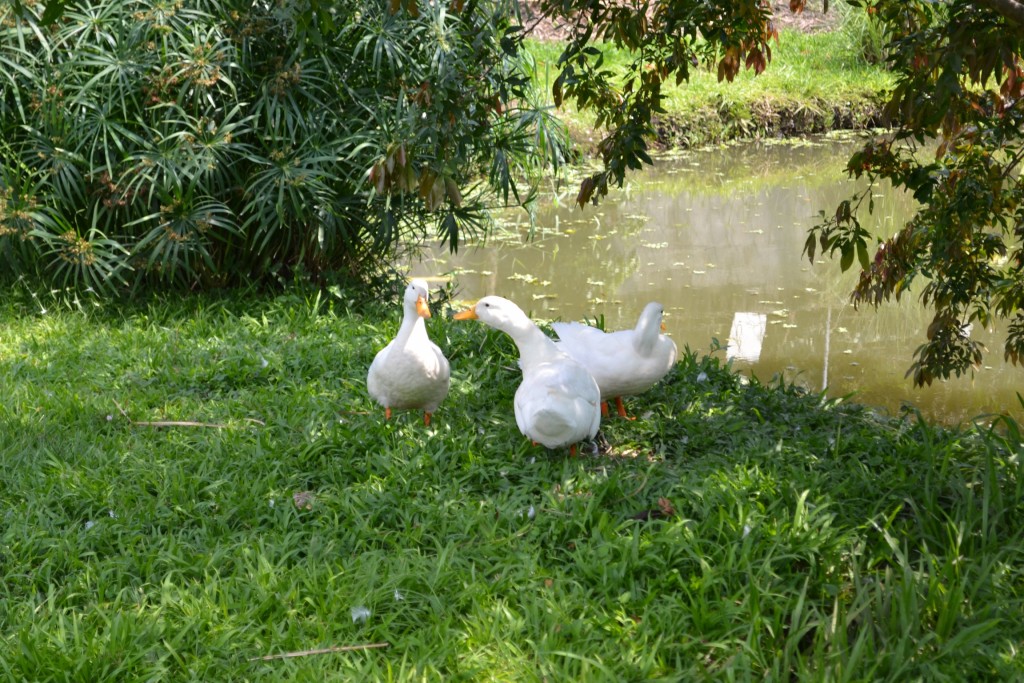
[416,296,431,318]
[453,306,478,320]
[661,322,667,332]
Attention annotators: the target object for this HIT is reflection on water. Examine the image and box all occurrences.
[410,136,1022,425]
[728,312,768,363]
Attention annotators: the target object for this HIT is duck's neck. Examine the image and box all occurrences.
[633,315,659,355]
[505,319,562,369]
[396,305,428,346]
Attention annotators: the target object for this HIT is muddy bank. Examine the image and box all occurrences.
[649,95,887,150]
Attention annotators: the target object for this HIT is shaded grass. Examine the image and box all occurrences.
[1,287,1022,680]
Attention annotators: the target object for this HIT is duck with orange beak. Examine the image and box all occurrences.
[551,302,677,419]
[454,296,601,455]
[366,279,450,426]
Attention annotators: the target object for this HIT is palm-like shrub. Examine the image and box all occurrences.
[0,0,567,292]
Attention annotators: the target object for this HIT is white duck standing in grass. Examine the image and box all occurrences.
[366,279,450,426]
[454,296,601,456]
[551,302,677,420]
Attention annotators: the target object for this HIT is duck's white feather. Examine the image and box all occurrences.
[367,280,450,415]
[551,302,677,400]
[458,296,600,449]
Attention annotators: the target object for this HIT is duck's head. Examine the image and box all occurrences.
[406,279,432,318]
[453,295,529,334]
[637,302,667,335]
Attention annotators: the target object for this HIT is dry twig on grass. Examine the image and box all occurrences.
[249,642,391,661]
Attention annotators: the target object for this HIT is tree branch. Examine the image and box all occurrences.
[974,0,1024,28]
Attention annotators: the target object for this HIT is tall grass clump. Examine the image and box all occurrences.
[1,287,1022,680]
[0,0,568,293]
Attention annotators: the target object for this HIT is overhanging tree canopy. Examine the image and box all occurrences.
[537,0,1024,386]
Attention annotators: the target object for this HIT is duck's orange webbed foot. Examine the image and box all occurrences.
[615,397,635,421]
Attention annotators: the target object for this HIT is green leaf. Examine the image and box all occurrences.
[840,245,854,272]
[41,0,67,24]
[857,239,870,271]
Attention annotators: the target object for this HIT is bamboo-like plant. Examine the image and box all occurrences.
[0,0,569,292]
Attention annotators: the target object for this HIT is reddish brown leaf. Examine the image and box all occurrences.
[576,176,596,208]
[657,497,675,517]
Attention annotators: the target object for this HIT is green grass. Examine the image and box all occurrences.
[526,25,895,148]
[1,286,1023,680]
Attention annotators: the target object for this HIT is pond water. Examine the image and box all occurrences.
[409,136,1022,426]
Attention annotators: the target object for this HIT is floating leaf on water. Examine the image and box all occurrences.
[770,309,790,317]
[804,288,817,293]
[531,294,557,300]
[782,324,798,329]
[705,263,716,268]
[843,349,853,355]
[837,327,849,333]
[747,229,764,234]
[508,273,538,284]
[586,279,605,286]
[641,242,668,249]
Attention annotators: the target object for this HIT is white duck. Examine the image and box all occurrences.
[366,279,451,426]
[454,296,601,455]
[551,302,677,419]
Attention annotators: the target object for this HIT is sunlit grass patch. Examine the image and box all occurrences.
[526,25,895,149]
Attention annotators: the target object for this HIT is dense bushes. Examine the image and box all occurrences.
[0,0,567,292]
